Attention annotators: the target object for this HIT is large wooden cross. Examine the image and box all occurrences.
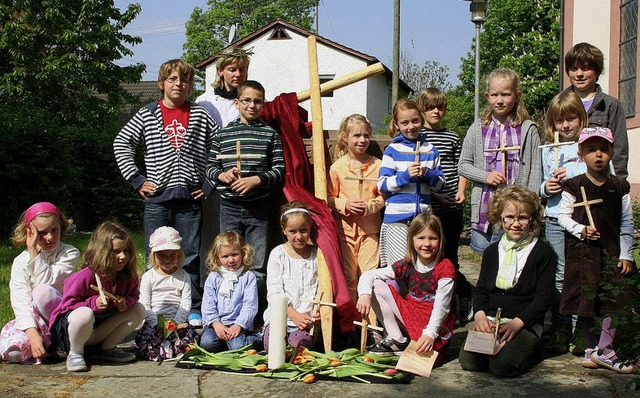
[485,134,521,175]
[569,185,603,228]
[303,36,385,352]
[538,131,574,170]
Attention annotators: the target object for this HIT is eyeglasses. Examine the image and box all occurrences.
[165,77,190,85]
[502,216,531,226]
[238,98,265,106]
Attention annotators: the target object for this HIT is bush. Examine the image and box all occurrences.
[0,100,142,239]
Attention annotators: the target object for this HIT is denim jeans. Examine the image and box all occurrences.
[200,325,260,353]
[545,218,571,326]
[143,200,203,309]
[219,201,270,281]
[469,227,503,254]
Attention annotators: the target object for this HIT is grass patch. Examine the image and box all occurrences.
[459,248,482,263]
[0,231,146,327]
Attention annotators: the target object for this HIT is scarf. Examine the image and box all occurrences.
[474,119,522,233]
[214,86,237,100]
[495,233,533,290]
[219,268,243,299]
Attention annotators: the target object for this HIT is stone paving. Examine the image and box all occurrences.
[1,247,638,397]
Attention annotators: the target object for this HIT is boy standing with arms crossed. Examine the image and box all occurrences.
[563,42,629,179]
[114,59,219,327]
[206,80,285,291]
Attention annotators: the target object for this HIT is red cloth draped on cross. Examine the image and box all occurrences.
[262,94,359,333]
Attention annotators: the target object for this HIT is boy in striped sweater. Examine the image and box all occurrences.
[206,80,285,286]
[418,88,475,320]
[113,59,219,326]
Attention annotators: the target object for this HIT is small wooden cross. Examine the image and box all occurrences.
[538,131,574,170]
[302,293,336,337]
[216,141,261,177]
[344,168,378,199]
[353,319,384,353]
[569,185,603,228]
[398,141,434,164]
[485,134,522,175]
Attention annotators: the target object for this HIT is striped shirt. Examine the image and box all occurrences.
[206,118,285,203]
[422,127,462,213]
[113,101,218,202]
[378,133,446,223]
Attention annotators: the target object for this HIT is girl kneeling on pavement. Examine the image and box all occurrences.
[459,185,554,377]
[49,221,145,372]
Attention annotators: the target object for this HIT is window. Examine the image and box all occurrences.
[268,27,291,40]
[319,74,335,98]
[619,0,638,118]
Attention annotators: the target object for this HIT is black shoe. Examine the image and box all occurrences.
[569,327,586,356]
[367,336,409,356]
[546,324,571,355]
[458,295,474,324]
[94,347,136,363]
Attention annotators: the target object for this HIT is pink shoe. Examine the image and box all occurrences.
[582,348,598,369]
[590,349,634,374]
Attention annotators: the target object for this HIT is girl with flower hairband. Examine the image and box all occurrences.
[262,201,320,352]
[0,202,80,364]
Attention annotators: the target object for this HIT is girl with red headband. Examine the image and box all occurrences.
[0,202,79,364]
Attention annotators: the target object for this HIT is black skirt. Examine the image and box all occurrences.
[49,309,116,354]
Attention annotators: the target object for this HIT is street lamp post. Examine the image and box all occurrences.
[465,0,487,120]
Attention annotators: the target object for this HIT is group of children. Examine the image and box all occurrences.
[0,42,635,379]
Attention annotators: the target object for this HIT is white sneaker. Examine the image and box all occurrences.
[66,352,87,372]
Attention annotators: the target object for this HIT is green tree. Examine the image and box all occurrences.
[0,1,145,234]
[400,53,453,96]
[0,0,145,123]
[183,0,317,64]
[458,0,560,117]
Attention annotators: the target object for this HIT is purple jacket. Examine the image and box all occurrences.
[49,267,140,329]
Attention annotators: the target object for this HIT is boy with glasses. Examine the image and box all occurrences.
[114,59,219,327]
[206,80,285,291]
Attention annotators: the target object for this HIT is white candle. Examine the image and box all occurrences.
[268,294,288,369]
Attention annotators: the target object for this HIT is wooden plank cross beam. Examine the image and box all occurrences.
[485,134,521,175]
[296,38,386,353]
[216,141,261,177]
[569,185,603,228]
[538,131,574,170]
[307,35,334,353]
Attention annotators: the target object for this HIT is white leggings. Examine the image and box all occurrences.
[32,284,63,323]
[371,279,405,341]
[67,303,145,354]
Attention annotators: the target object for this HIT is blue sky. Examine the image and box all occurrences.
[113,0,476,85]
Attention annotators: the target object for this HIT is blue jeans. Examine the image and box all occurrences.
[219,201,269,281]
[470,227,502,254]
[545,218,571,326]
[200,325,259,352]
[143,200,203,309]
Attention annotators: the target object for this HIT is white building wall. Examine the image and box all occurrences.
[201,28,393,131]
[571,0,639,190]
[366,76,392,133]
[571,1,612,93]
